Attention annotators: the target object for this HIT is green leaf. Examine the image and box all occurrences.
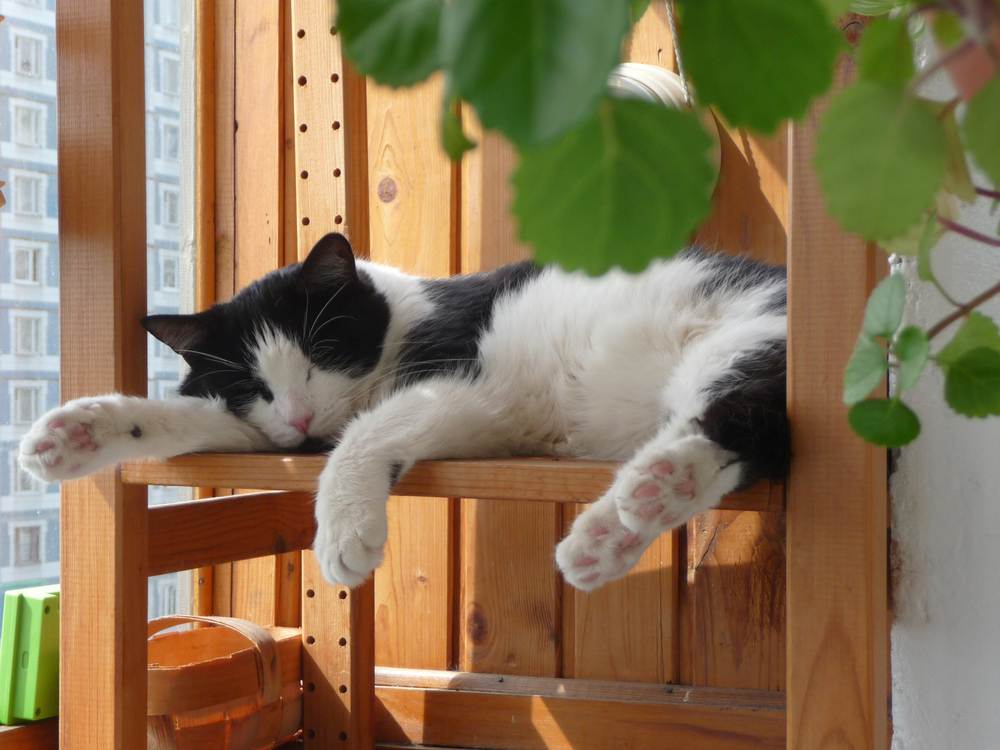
[895,325,930,391]
[678,0,840,133]
[940,105,977,202]
[815,83,947,240]
[883,193,954,258]
[944,347,1000,417]
[937,312,1000,370]
[338,0,443,88]
[863,274,906,338]
[858,17,914,89]
[931,12,965,49]
[441,96,476,160]
[963,76,1000,189]
[442,0,630,147]
[916,209,937,281]
[514,98,716,274]
[848,398,921,447]
[844,335,888,404]
[631,0,651,22]
[820,0,852,18]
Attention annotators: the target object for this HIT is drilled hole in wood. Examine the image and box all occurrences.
[306,635,316,645]
[298,75,307,86]
[338,684,348,694]
[333,168,342,178]
[338,637,347,646]
[300,170,309,179]
[299,123,308,133]
[334,215,343,225]
[331,73,340,83]
[338,590,347,599]
[331,26,338,35]
[302,217,311,226]
[332,121,341,130]
[297,29,305,38]
[307,729,316,739]
[307,682,316,692]
[339,732,348,742]
[306,588,315,597]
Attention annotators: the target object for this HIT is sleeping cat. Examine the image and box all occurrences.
[18,233,788,591]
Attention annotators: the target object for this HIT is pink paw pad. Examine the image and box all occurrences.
[33,439,55,454]
[574,555,599,568]
[587,524,610,539]
[617,532,642,552]
[637,502,664,521]
[48,418,65,430]
[675,478,696,497]
[632,482,661,500]
[650,460,675,478]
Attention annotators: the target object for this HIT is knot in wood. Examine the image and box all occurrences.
[377,176,398,203]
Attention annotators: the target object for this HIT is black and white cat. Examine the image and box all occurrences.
[19,233,788,591]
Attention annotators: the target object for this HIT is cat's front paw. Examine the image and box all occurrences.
[19,398,130,481]
[312,462,390,587]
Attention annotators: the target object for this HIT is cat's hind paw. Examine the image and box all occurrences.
[555,499,654,592]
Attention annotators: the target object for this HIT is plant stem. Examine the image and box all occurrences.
[975,186,1000,200]
[927,280,1000,339]
[938,217,1000,247]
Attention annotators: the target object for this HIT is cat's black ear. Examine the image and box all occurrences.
[300,233,357,289]
[142,312,212,356]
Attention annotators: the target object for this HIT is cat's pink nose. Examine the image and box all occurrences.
[290,415,313,434]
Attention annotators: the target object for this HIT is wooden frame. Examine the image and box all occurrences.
[33,4,890,750]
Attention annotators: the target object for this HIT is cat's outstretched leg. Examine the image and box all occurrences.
[556,431,742,591]
[313,379,508,587]
[19,394,270,482]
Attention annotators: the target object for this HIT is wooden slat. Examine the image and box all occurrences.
[374,668,784,750]
[786,38,889,750]
[122,455,781,508]
[0,721,58,750]
[214,0,236,301]
[56,1,148,747]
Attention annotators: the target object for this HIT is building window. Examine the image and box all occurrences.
[11,172,44,217]
[12,383,44,425]
[12,242,44,285]
[160,253,179,290]
[161,187,180,227]
[13,102,45,148]
[161,120,180,161]
[13,33,44,78]
[13,525,43,567]
[158,0,180,29]
[12,311,45,355]
[12,458,42,495]
[156,579,178,614]
[160,53,180,95]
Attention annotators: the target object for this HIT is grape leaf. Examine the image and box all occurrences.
[820,0,852,17]
[931,12,964,49]
[338,0,443,88]
[441,96,476,160]
[944,347,1000,417]
[815,84,946,240]
[895,325,929,391]
[848,398,921,447]
[677,0,840,133]
[937,312,1000,370]
[858,17,914,89]
[513,98,716,274]
[963,76,1000,189]
[844,335,888,404]
[863,274,906,338]
[442,0,630,147]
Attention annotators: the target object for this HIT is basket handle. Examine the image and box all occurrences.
[147,614,282,706]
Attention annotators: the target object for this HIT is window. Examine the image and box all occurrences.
[161,187,180,227]
[12,242,44,285]
[12,384,44,425]
[161,120,180,160]
[156,579,178,614]
[13,525,42,567]
[160,252,179,290]
[12,311,45,355]
[160,53,180,95]
[158,0,180,29]
[12,459,42,495]
[13,33,43,78]
[11,172,44,217]
[13,102,44,147]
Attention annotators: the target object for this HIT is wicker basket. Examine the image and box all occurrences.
[146,615,302,749]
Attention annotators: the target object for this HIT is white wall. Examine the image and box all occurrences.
[890,62,1000,746]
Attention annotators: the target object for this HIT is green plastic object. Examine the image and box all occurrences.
[0,584,60,724]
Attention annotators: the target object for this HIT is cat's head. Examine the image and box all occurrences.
[143,233,389,448]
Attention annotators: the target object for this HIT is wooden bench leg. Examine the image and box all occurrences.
[302,553,376,749]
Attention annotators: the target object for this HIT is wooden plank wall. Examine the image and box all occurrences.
[213,0,789,700]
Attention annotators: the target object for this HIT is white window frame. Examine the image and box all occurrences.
[11,29,45,79]
[160,118,180,161]
[9,521,46,568]
[9,169,46,218]
[159,250,179,291]
[11,455,43,495]
[11,310,46,356]
[10,240,46,286]
[155,578,178,615]
[10,381,45,425]
[157,0,180,29]
[159,51,180,96]
[160,185,180,227]
[11,98,46,148]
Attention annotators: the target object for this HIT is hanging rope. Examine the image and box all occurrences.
[664,0,692,107]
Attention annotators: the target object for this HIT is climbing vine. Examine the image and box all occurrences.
[337,0,1000,447]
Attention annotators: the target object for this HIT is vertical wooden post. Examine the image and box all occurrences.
[292,2,374,747]
[56,1,149,747]
[786,49,889,749]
